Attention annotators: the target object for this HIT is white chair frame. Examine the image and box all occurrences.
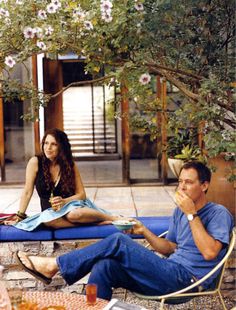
[133,229,235,310]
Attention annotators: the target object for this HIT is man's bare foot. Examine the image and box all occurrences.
[16,251,58,284]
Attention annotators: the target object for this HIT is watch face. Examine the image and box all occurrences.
[187,214,194,221]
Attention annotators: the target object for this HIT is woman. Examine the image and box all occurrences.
[5,128,119,231]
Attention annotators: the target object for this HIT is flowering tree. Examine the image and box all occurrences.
[0,0,235,161]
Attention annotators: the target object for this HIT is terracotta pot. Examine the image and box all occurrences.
[206,155,235,216]
[167,158,184,178]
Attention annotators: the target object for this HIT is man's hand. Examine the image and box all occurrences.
[124,219,145,235]
[175,190,196,215]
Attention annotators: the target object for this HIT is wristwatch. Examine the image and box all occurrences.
[187,214,198,221]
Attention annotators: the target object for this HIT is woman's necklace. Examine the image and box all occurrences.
[50,169,61,200]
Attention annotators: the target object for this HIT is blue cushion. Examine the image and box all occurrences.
[0,217,170,241]
[0,225,53,241]
[53,216,170,240]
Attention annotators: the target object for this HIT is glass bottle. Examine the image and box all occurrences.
[0,266,12,310]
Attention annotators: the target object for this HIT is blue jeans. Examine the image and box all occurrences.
[57,233,193,300]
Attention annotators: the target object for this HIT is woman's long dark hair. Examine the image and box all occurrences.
[40,128,75,196]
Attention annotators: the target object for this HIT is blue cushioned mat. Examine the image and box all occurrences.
[0,225,53,241]
[0,217,170,241]
[53,216,170,240]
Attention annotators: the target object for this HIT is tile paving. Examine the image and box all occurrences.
[0,185,176,217]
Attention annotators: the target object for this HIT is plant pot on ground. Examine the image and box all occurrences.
[167,130,191,178]
[167,158,184,178]
[206,154,235,216]
[168,144,206,177]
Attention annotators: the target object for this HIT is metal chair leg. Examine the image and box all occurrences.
[159,299,165,310]
[123,289,128,301]
[218,291,227,310]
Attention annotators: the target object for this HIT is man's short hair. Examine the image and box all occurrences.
[180,161,211,184]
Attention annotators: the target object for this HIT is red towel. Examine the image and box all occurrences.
[0,213,16,224]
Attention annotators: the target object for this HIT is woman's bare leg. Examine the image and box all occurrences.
[44,217,77,229]
[65,207,119,224]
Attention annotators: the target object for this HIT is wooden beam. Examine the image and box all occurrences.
[43,58,63,130]
[0,95,5,181]
[121,83,130,184]
[161,79,168,184]
[32,54,40,154]
[156,76,162,178]
[198,121,205,151]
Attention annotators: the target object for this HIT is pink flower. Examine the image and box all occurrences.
[134,3,144,11]
[38,10,47,20]
[23,27,35,39]
[84,21,93,30]
[45,26,54,35]
[36,41,47,51]
[47,3,58,14]
[101,12,112,22]
[101,0,113,13]
[5,56,16,68]
[73,8,85,20]
[52,0,61,8]
[139,73,151,85]
[0,8,9,17]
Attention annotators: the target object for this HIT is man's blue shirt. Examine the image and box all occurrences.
[166,202,234,287]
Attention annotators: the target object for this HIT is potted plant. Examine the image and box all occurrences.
[168,143,206,177]
[166,124,207,177]
[166,130,190,178]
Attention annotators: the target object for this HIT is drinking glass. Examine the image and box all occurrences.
[86,283,97,305]
[8,287,23,309]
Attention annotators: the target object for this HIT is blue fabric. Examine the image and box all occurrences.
[0,225,53,241]
[54,216,170,240]
[14,199,110,232]
[0,216,170,241]
[166,202,234,288]
[57,233,194,300]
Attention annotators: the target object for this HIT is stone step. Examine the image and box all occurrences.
[65,130,115,140]
[71,141,116,148]
[71,146,116,152]
[69,136,116,142]
[68,132,115,138]
[71,142,116,151]
[70,138,116,144]
[72,153,120,160]
[64,126,115,132]
[63,111,105,116]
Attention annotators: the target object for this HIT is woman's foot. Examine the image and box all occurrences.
[97,215,124,225]
[16,251,58,284]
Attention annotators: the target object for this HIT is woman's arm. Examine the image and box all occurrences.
[18,156,38,214]
[5,156,38,224]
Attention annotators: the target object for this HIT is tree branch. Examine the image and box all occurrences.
[146,62,203,80]
[51,74,115,98]
[149,66,199,101]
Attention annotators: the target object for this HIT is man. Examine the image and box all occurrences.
[17,161,234,300]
